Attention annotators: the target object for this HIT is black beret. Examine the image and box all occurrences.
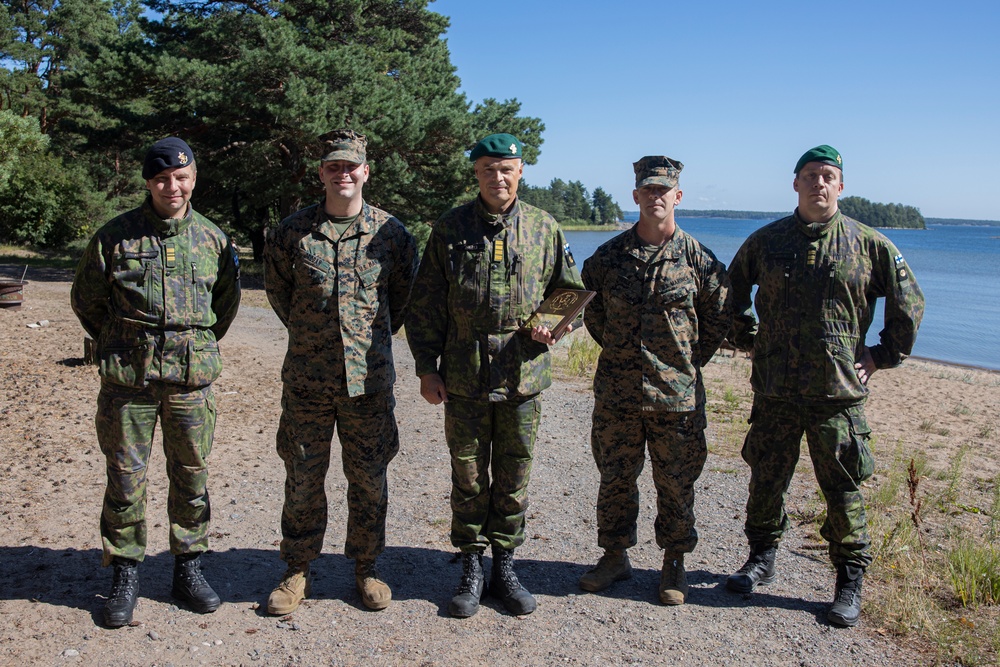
[143,137,195,179]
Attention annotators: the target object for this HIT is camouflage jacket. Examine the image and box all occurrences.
[264,201,418,397]
[582,225,732,412]
[406,196,584,401]
[71,199,241,388]
[729,209,924,403]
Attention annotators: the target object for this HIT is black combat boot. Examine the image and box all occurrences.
[827,564,864,627]
[449,552,486,618]
[490,546,536,616]
[103,557,139,628]
[726,543,777,593]
[172,553,221,613]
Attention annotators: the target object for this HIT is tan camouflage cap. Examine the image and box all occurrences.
[319,129,367,163]
[633,155,683,189]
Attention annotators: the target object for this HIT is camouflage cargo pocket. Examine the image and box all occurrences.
[99,342,152,388]
[842,405,874,483]
[186,338,223,387]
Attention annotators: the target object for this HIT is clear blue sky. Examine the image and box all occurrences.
[430,0,1000,220]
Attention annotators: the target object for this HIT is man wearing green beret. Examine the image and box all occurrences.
[579,156,731,605]
[263,129,418,614]
[406,133,585,617]
[725,145,925,627]
[71,137,241,627]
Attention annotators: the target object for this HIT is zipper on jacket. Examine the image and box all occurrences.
[783,261,791,309]
[144,262,153,312]
[191,262,199,314]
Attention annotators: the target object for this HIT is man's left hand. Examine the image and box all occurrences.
[855,346,877,385]
[531,323,570,346]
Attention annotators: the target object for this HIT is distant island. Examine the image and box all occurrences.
[925,217,1000,227]
[622,195,943,230]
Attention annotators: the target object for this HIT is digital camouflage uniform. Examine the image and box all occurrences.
[406,196,584,552]
[582,225,731,554]
[264,201,418,564]
[729,209,924,567]
[71,198,241,566]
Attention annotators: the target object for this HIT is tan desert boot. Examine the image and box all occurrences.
[579,549,633,592]
[356,560,391,610]
[267,563,310,615]
[659,553,688,605]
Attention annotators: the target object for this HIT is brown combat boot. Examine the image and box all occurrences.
[579,549,633,592]
[267,563,310,615]
[355,559,391,610]
[659,553,688,605]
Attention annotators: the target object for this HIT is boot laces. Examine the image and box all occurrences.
[110,563,138,597]
[495,555,521,590]
[456,555,481,594]
[835,579,860,605]
[178,560,208,587]
[737,548,773,574]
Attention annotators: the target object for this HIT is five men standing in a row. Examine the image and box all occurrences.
[72,134,922,630]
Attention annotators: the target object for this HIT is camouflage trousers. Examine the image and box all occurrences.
[276,388,399,564]
[742,396,875,568]
[96,381,216,566]
[591,402,708,554]
[444,394,541,553]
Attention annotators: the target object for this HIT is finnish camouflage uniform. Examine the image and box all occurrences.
[71,198,241,566]
[729,209,924,567]
[406,196,584,552]
[264,201,418,564]
[582,225,731,554]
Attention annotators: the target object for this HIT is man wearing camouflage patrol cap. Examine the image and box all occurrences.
[263,129,418,614]
[406,132,585,618]
[579,156,731,605]
[71,136,241,627]
[725,145,924,627]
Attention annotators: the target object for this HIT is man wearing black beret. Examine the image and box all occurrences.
[72,137,241,627]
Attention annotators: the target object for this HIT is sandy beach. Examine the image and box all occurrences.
[1,275,997,665]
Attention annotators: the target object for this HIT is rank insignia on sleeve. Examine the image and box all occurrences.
[564,242,576,267]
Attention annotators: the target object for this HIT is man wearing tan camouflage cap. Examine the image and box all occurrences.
[579,156,731,605]
[263,129,418,614]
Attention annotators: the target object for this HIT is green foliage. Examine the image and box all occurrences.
[839,195,926,229]
[0,109,48,187]
[562,332,601,376]
[0,150,115,247]
[948,540,1000,608]
[1,0,544,254]
[590,187,623,226]
[519,178,623,226]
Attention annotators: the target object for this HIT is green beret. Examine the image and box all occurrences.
[794,145,842,174]
[470,133,523,161]
[320,129,367,163]
[633,155,683,189]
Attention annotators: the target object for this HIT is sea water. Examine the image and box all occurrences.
[565,219,1000,371]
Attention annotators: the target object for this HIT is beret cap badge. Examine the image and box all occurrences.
[142,137,196,179]
[469,133,523,161]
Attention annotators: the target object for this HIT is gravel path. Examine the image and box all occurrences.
[0,280,925,666]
